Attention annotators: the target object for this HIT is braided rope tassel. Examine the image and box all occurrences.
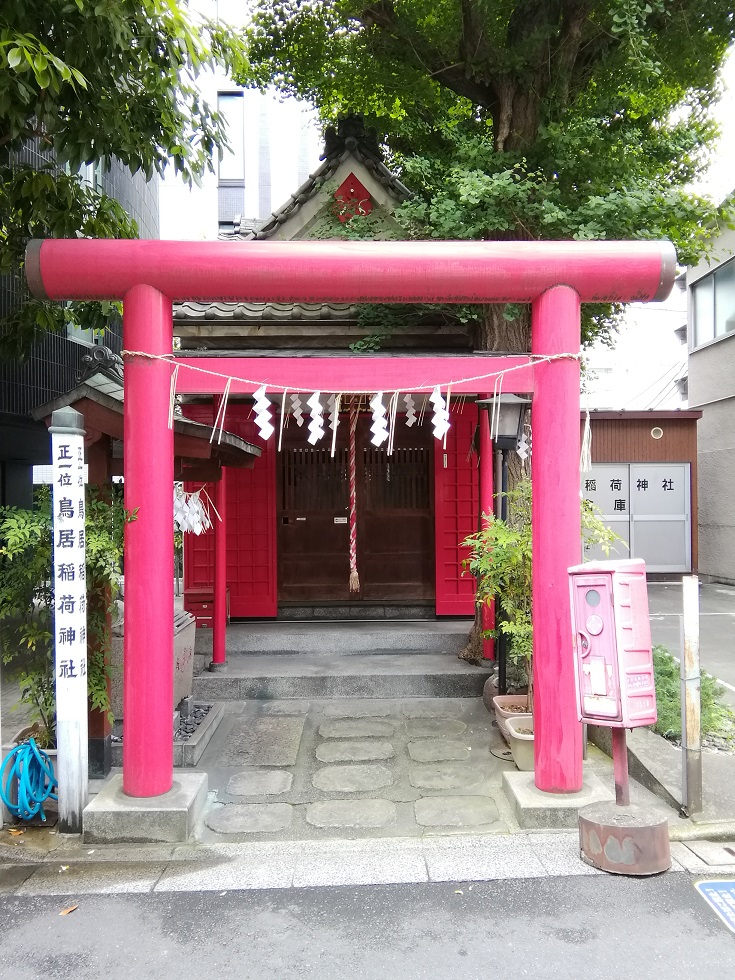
[348,397,360,593]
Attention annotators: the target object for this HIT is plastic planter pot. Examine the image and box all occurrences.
[492,694,532,743]
[506,715,535,771]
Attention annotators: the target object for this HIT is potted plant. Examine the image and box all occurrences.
[463,480,534,745]
[0,487,130,751]
[463,478,621,765]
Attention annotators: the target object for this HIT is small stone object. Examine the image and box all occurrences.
[579,801,671,875]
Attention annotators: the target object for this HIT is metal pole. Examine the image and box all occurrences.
[49,406,89,833]
[681,574,702,815]
[611,727,631,806]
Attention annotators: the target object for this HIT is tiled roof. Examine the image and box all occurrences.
[220,114,411,243]
[174,300,359,323]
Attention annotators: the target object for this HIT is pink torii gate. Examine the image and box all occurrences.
[26,238,675,800]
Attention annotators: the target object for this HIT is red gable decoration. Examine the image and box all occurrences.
[333,172,373,221]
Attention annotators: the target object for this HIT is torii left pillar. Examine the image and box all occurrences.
[122,286,174,797]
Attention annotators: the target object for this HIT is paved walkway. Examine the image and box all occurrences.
[3,580,735,890]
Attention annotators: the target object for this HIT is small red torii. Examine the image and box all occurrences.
[26,238,676,800]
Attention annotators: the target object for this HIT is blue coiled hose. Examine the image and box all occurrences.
[0,737,58,822]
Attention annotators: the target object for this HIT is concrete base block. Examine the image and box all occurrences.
[503,770,614,830]
[83,772,208,844]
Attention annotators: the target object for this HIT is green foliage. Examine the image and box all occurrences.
[245,0,735,348]
[462,478,621,706]
[0,487,134,746]
[652,644,735,741]
[1,0,248,358]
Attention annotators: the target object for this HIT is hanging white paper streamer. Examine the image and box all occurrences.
[326,394,339,432]
[174,484,214,535]
[209,378,232,445]
[278,388,288,452]
[168,364,180,429]
[404,393,417,427]
[369,391,389,447]
[443,385,452,450]
[429,386,450,440]
[290,393,304,427]
[306,391,325,445]
[253,384,275,441]
[330,393,342,458]
[517,426,531,461]
[387,391,399,455]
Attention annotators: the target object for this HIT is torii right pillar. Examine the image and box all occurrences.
[532,285,583,792]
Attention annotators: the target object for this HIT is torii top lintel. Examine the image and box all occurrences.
[25,239,676,306]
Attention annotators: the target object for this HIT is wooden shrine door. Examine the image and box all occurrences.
[278,414,434,603]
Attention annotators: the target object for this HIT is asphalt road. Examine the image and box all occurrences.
[1,873,733,980]
[648,582,735,705]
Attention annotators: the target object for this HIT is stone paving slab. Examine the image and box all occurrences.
[322,701,393,718]
[405,719,467,738]
[306,799,397,829]
[408,740,471,762]
[408,763,483,791]
[0,833,690,895]
[315,739,396,763]
[205,803,294,835]
[219,716,306,767]
[414,796,500,829]
[312,764,393,793]
[15,862,167,895]
[318,719,396,739]
[0,864,35,894]
[227,770,294,796]
[292,842,427,887]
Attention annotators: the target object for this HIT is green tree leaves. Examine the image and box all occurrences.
[1,1,247,358]
[246,0,735,349]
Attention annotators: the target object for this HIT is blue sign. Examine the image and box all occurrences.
[695,880,735,934]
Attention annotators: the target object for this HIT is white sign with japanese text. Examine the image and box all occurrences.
[52,430,88,724]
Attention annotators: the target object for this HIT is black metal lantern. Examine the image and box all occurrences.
[475,394,531,450]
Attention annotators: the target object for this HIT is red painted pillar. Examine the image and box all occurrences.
[478,397,495,660]
[211,460,227,669]
[532,286,583,793]
[122,285,174,797]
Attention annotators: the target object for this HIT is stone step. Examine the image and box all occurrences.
[277,604,435,621]
[193,653,492,701]
[195,619,474,657]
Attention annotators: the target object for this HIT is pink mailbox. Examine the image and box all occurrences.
[568,558,657,728]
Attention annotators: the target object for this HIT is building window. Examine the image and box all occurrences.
[692,258,735,348]
[217,92,245,183]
